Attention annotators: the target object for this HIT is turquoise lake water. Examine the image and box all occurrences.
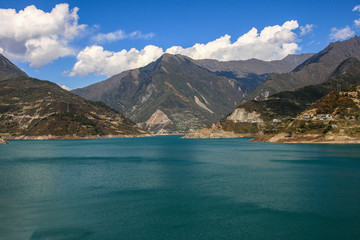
[1,136,360,240]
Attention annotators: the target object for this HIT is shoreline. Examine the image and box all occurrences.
[251,133,360,144]
[1,133,154,141]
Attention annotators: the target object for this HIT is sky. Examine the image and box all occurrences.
[0,0,360,90]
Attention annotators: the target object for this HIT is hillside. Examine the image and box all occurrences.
[252,84,360,143]
[73,54,246,134]
[184,57,360,138]
[0,77,149,139]
[249,36,360,99]
[0,54,28,80]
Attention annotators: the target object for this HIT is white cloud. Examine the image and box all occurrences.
[0,4,86,67]
[70,45,164,77]
[70,20,301,77]
[355,19,360,27]
[59,84,71,91]
[93,30,154,43]
[300,24,314,36]
[167,20,299,61]
[353,5,360,12]
[330,26,355,40]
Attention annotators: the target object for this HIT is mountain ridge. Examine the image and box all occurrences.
[249,36,360,100]
[0,76,149,139]
[0,53,28,80]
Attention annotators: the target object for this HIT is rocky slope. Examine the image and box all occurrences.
[0,77,149,139]
[73,54,246,134]
[184,57,360,138]
[249,36,360,99]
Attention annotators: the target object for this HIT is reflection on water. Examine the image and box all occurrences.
[0,136,360,240]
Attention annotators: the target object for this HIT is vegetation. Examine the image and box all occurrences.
[0,77,148,137]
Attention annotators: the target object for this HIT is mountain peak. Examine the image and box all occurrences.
[0,54,28,80]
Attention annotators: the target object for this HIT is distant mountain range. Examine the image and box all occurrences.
[185,57,360,139]
[249,36,360,100]
[3,36,360,138]
[195,53,314,78]
[72,52,314,133]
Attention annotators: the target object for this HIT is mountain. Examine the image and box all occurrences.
[73,53,247,134]
[194,53,314,93]
[195,53,314,78]
[0,76,149,139]
[184,57,360,138]
[252,84,360,143]
[249,36,360,99]
[0,54,28,80]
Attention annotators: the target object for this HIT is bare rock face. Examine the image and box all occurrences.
[226,108,263,123]
[145,109,172,126]
[137,109,173,135]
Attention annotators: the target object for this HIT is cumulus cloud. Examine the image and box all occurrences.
[300,24,314,36]
[166,20,299,61]
[70,45,164,77]
[330,26,355,40]
[0,4,86,67]
[70,20,301,77]
[93,30,154,43]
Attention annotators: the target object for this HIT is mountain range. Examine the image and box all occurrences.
[72,52,314,133]
[3,36,360,138]
[249,36,360,100]
[185,57,360,138]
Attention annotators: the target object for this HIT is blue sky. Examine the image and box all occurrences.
[0,0,359,89]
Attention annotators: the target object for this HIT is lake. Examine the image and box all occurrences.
[1,136,360,240]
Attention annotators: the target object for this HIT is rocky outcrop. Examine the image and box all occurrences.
[145,109,172,126]
[137,109,173,134]
[0,137,8,144]
[226,108,263,122]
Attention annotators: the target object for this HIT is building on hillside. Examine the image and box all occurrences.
[272,119,282,123]
[316,114,332,120]
[302,114,314,120]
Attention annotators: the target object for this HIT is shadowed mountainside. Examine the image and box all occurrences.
[249,36,360,99]
[0,53,28,80]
